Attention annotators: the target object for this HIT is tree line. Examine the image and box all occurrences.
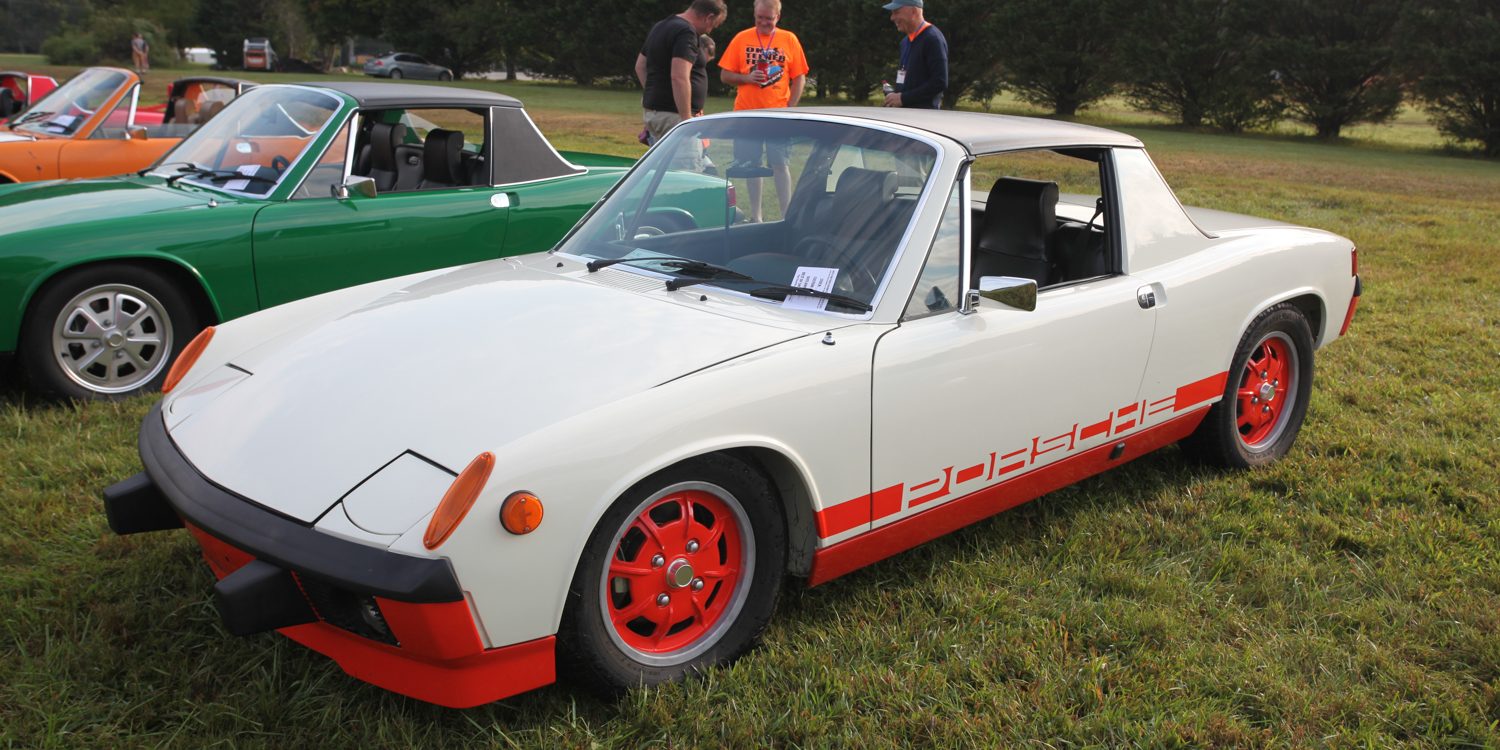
[8,0,1497,156]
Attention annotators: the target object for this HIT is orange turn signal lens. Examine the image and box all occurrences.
[500,491,544,535]
[423,452,495,550]
[162,326,216,394]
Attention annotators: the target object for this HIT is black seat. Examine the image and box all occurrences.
[359,122,406,192]
[1052,221,1108,281]
[972,177,1058,286]
[418,128,466,189]
[0,88,15,117]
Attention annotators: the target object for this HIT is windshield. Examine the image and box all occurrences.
[555,116,937,314]
[148,86,344,197]
[10,68,128,136]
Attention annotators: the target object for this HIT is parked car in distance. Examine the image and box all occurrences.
[102,107,1361,707]
[243,38,277,71]
[363,52,453,81]
[0,71,59,119]
[0,69,251,184]
[0,82,725,399]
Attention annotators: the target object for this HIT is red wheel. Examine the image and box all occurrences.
[1183,303,1314,468]
[561,455,785,693]
[1235,332,1298,448]
[602,485,750,661]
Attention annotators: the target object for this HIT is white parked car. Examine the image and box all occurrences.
[103,107,1360,707]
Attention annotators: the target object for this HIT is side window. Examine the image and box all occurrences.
[968,149,1111,289]
[903,179,963,319]
[292,120,351,200]
[91,85,138,139]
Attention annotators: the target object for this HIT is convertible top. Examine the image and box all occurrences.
[773,107,1143,154]
[300,81,521,110]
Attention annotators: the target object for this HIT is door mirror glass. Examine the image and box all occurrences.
[335,174,377,199]
[972,276,1037,311]
[126,126,148,141]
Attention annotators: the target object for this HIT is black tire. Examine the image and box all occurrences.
[1182,303,1315,468]
[559,454,786,695]
[389,68,403,79]
[19,264,202,401]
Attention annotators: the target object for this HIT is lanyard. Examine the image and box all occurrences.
[756,28,777,57]
[900,23,930,70]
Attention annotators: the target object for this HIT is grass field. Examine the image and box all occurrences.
[2,56,1497,747]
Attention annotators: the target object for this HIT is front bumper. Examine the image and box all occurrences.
[102,402,555,708]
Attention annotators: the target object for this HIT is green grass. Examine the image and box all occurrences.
[3,56,1498,748]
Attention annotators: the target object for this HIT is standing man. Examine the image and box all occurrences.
[719,0,809,222]
[636,0,728,150]
[131,33,150,76]
[881,0,946,109]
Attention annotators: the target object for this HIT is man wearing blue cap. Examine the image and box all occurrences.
[881,0,947,109]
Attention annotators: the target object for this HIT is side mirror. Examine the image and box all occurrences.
[126,126,148,141]
[966,275,1038,312]
[333,175,377,200]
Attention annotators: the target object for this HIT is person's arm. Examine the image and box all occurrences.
[788,75,805,107]
[671,56,694,120]
[635,53,648,88]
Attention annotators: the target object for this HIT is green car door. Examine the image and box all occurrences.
[250,108,512,309]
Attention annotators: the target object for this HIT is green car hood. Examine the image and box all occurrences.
[0,177,227,236]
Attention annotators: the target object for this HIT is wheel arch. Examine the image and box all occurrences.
[1229,288,1325,365]
[20,255,224,338]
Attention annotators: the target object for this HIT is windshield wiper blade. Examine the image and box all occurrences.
[141,160,193,178]
[204,170,277,186]
[164,164,206,187]
[747,284,873,312]
[14,110,53,124]
[586,255,748,283]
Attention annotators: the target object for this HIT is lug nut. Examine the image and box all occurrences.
[656,593,670,606]
[1263,406,1271,413]
[651,554,665,568]
[691,578,704,591]
[686,540,700,553]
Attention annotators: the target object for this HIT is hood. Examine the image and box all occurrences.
[166,259,812,524]
[0,176,225,237]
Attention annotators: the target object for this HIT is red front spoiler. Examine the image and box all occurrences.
[187,523,555,708]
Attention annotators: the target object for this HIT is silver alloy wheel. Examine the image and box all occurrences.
[598,480,757,668]
[50,282,174,394]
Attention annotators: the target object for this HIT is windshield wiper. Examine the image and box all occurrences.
[141,160,193,178]
[13,110,53,125]
[586,255,749,282]
[747,284,872,312]
[203,170,277,186]
[164,164,205,187]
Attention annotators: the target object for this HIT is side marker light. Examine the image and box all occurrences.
[500,492,543,535]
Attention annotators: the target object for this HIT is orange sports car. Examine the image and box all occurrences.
[0,67,251,183]
[0,71,59,119]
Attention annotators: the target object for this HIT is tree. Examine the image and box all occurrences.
[4,0,89,55]
[1401,0,1500,157]
[1118,0,1281,131]
[1260,0,1406,139]
[990,0,1120,116]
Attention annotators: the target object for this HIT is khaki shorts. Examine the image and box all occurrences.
[643,109,685,144]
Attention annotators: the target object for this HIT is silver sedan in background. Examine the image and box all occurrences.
[362,52,453,81]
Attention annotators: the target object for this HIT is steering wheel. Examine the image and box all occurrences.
[791,235,878,297]
[270,155,291,174]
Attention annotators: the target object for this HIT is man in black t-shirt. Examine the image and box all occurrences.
[635,0,727,148]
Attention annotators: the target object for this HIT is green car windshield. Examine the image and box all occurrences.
[555,116,937,314]
[8,68,129,136]
[147,86,344,197]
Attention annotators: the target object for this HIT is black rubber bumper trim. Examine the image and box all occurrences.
[1353,275,1362,297]
[136,402,464,603]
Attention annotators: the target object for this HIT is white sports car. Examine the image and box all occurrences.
[103,107,1360,707]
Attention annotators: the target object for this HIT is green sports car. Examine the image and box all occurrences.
[0,82,730,399]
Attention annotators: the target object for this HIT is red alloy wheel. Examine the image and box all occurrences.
[603,488,748,657]
[1235,332,1297,448]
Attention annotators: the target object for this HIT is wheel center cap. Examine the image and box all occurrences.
[105,331,126,348]
[1258,382,1275,401]
[666,558,694,588]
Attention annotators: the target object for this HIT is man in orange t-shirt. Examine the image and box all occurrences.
[719,0,809,222]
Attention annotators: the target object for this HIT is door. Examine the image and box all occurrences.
[867,150,1158,533]
[249,109,511,309]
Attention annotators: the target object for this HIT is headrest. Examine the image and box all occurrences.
[422,128,465,184]
[0,88,15,117]
[835,166,898,200]
[196,100,226,125]
[368,121,407,171]
[978,177,1058,260]
[828,167,897,228]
